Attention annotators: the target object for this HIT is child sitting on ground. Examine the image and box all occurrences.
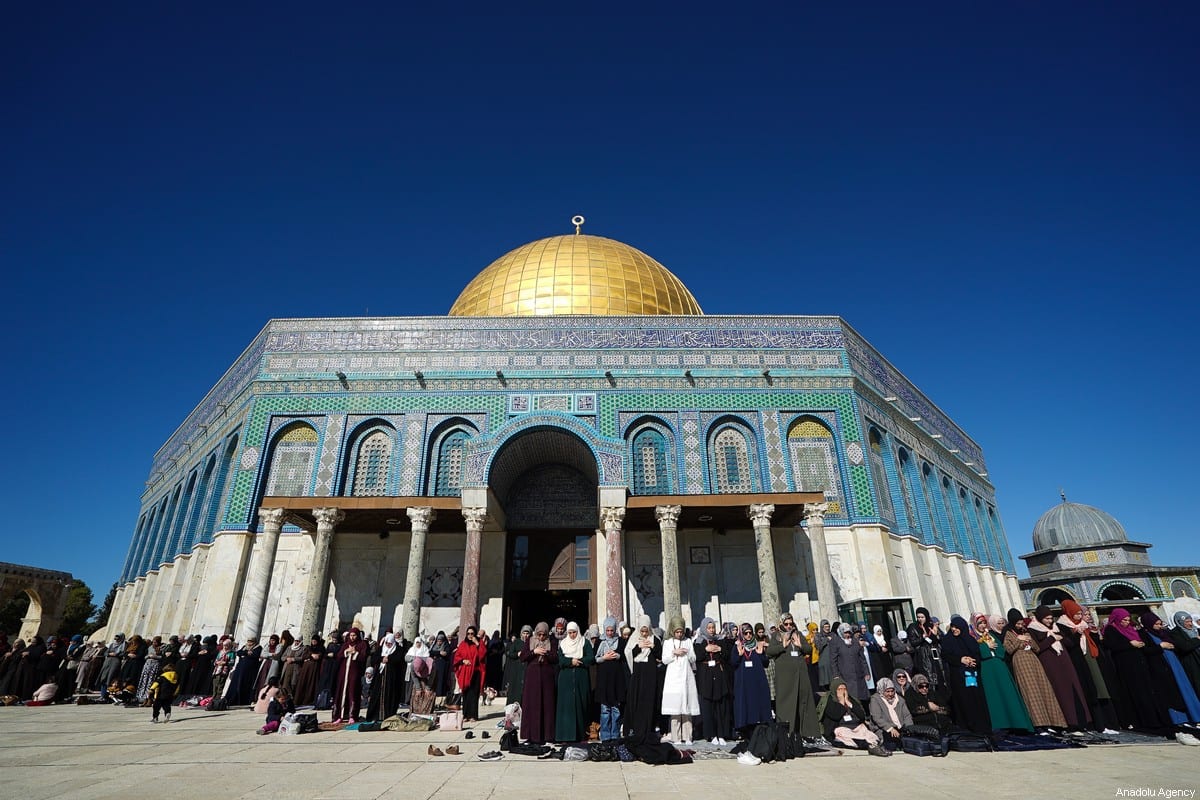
[254,677,280,715]
[150,662,179,723]
[257,687,294,734]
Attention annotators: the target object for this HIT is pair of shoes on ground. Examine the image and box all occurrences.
[428,745,462,756]
[736,752,761,765]
[1176,732,1200,746]
[477,750,503,761]
[710,737,729,745]
[867,744,892,757]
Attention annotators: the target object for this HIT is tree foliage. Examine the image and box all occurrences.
[59,579,97,636]
[0,593,31,638]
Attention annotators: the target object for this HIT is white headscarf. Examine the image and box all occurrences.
[560,621,585,660]
[873,625,887,647]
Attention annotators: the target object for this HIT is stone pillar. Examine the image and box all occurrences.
[802,502,839,623]
[656,504,683,625]
[459,507,487,633]
[748,503,781,626]
[299,507,344,638]
[601,506,626,621]
[240,507,286,640]
[402,506,436,642]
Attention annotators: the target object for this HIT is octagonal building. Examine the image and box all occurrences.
[109,225,1023,642]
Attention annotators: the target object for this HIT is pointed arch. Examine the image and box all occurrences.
[626,417,676,495]
[342,420,396,497]
[786,416,846,515]
[427,419,479,497]
[200,434,239,543]
[866,426,895,524]
[265,422,319,497]
[707,418,760,493]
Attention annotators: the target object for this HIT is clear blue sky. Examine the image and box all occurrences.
[4,5,1197,600]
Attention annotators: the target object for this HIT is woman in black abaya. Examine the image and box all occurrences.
[939,615,992,735]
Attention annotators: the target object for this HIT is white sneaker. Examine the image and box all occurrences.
[1176,732,1200,746]
[736,752,762,765]
[712,737,722,745]
[1102,728,1119,735]
[680,740,692,746]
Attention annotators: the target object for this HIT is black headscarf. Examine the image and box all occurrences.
[938,615,980,663]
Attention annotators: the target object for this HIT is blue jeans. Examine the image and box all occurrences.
[600,704,622,741]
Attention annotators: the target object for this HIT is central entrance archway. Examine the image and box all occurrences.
[487,427,600,632]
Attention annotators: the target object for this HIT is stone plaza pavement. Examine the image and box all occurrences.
[2,704,1197,800]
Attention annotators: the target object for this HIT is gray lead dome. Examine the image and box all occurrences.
[1032,500,1129,551]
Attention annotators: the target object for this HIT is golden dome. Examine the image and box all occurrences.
[449,232,703,317]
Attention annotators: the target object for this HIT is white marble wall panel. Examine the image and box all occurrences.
[178,546,211,633]
[190,531,252,636]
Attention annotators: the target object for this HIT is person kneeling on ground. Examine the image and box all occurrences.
[868,677,913,750]
[821,678,890,757]
[258,687,295,734]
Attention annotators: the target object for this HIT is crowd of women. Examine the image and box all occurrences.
[4,601,1200,755]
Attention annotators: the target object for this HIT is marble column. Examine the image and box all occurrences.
[656,504,683,625]
[601,506,626,621]
[241,507,286,640]
[459,507,487,633]
[748,503,781,626]
[802,502,839,623]
[299,507,344,638]
[402,506,436,642]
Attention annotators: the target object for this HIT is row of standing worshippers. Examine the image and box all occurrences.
[837,603,1200,747]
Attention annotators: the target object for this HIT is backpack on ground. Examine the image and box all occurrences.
[901,735,949,757]
[947,731,993,752]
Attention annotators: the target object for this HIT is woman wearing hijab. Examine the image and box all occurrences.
[253,634,281,697]
[185,635,218,696]
[227,636,261,706]
[1139,612,1200,725]
[504,626,531,705]
[906,608,945,688]
[826,622,870,703]
[803,622,821,693]
[555,621,594,741]
[375,631,404,719]
[659,616,699,744]
[278,631,304,698]
[815,620,834,691]
[694,617,732,744]
[868,677,913,750]
[293,634,324,706]
[820,678,890,756]
[430,631,453,701]
[119,635,145,691]
[867,624,893,681]
[1028,605,1091,730]
[1101,608,1175,734]
[939,615,993,735]
[520,621,559,744]
[890,628,914,675]
[593,617,628,742]
[332,628,369,723]
[315,630,342,709]
[552,617,568,641]
[1169,611,1200,694]
[905,672,953,732]
[453,625,487,723]
[972,613,1032,732]
[891,668,911,699]
[1002,610,1067,730]
[1057,600,1120,732]
[731,622,772,736]
[623,617,663,744]
[485,631,505,694]
[14,636,46,700]
[767,612,820,740]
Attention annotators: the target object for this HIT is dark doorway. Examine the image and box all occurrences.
[506,589,590,633]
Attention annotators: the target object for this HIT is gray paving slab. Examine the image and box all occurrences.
[2,703,1198,800]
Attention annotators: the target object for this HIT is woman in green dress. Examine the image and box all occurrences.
[973,613,1033,732]
[555,621,595,742]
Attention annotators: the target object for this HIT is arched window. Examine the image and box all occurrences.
[351,430,393,497]
[433,429,470,497]
[895,448,925,540]
[199,435,238,544]
[266,424,319,496]
[867,428,894,523]
[1171,579,1198,599]
[1099,583,1144,602]
[710,425,755,493]
[631,427,672,495]
[942,476,975,560]
[182,455,216,551]
[921,463,951,550]
[120,513,150,583]
[786,418,844,515]
[1038,587,1074,607]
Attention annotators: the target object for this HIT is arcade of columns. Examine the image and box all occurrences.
[240,502,838,643]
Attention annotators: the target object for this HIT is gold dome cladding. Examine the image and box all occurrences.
[448,232,703,317]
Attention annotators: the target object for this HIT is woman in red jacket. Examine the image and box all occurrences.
[453,626,487,723]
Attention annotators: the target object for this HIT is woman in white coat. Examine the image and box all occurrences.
[661,615,700,745]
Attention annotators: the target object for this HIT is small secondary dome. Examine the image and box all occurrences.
[449,219,702,317]
[1032,496,1129,552]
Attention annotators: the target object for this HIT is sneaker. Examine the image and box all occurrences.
[868,744,892,757]
[711,737,723,745]
[445,745,461,755]
[1102,728,1120,735]
[736,752,762,766]
[477,750,504,761]
[256,728,267,735]
[1176,732,1200,746]
[428,745,445,757]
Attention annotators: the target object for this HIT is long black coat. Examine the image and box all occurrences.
[1100,627,1174,733]
[1168,628,1200,697]
[825,636,870,701]
[939,627,993,735]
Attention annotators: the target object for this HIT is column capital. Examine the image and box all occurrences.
[600,506,626,531]
[407,506,436,529]
[803,502,829,524]
[462,506,488,533]
[654,504,682,527]
[258,507,287,528]
[312,507,346,528]
[747,503,775,526]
